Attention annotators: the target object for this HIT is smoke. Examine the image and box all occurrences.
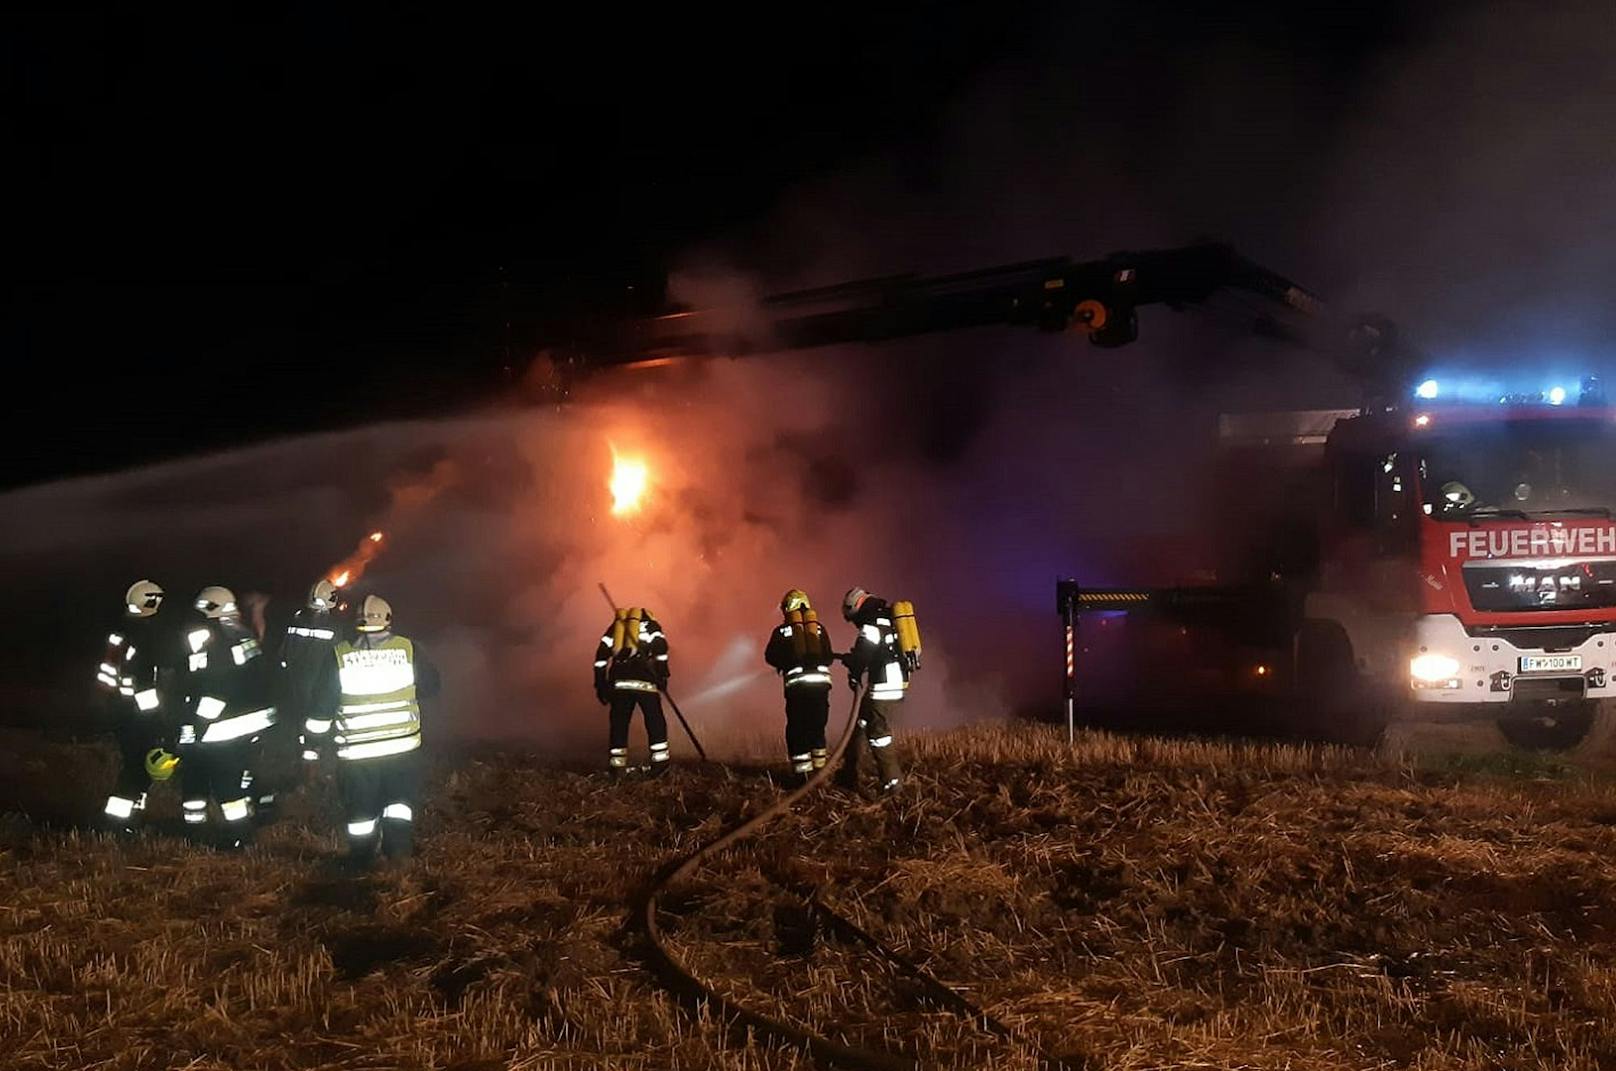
[0,349,1152,753]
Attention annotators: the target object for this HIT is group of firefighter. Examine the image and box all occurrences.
[97,579,920,864]
[98,579,435,862]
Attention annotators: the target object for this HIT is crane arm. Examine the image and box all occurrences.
[582,241,1415,390]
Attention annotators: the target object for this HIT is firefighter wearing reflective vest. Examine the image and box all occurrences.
[177,586,278,847]
[97,580,179,830]
[306,595,438,862]
[764,589,834,780]
[593,606,671,776]
[838,588,918,793]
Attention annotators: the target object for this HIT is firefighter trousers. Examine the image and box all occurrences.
[104,714,161,825]
[179,739,258,842]
[838,695,902,788]
[340,750,422,860]
[784,686,830,774]
[608,690,669,769]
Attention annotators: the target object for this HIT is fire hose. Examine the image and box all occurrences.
[637,687,1076,1070]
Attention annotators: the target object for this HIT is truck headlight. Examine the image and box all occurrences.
[1410,652,1462,688]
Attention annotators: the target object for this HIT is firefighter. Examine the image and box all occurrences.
[306,595,438,864]
[177,586,278,848]
[593,606,671,777]
[764,589,834,782]
[97,580,178,831]
[838,587,907,793]
[277,579,343,803]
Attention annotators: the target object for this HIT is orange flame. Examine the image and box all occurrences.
[608,443,649,516]
[327,531,385,587]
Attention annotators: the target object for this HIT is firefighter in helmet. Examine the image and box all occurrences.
[307,594,438,864]
[97,580,180,831]
[177,586,278,848]
[838,587,909,793]
[283,579,343,774]
[593,606,671,776]
[764,589,834,782]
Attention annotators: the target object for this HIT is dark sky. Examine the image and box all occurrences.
[5,3,1445,488]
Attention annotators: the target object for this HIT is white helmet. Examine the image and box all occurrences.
[194,585,238,619]
[842,587,870,620]
[125,580,164,617]
[357,594,393,632]
[308,578,338,611]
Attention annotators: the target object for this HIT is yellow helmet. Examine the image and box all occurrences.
[780,589,810,613]
[144,748,180,781]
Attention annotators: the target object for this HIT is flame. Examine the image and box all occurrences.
[327,531,385,587]
[609,444,649,516]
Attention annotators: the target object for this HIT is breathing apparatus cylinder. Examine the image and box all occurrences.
[893,600,922,671]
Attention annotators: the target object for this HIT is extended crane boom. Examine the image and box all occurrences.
[588,241,1415,391]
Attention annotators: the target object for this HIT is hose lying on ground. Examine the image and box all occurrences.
[639,689,1075,1070]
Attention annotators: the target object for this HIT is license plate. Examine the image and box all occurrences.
[1519,654,1583,673]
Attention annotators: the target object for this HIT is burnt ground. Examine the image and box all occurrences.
[2,725,1616,1069]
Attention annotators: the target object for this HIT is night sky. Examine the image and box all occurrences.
[0,2,1501,488]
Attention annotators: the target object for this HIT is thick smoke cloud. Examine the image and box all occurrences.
[0,350,1177,754]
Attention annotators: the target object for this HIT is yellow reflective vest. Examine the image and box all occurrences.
[332,635,422,761]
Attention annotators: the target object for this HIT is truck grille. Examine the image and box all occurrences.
[1463,559,1616,613]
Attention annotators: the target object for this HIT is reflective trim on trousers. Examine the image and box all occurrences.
[382,802,413,821]
[790,753,813,774]
[182,800,208,824]
[811,749,828,769]
[304,718,333,735]
[609,747,629,769]
[348,819,377,837]
[786,674,832,687]
[613,679,660,692]
[649,741,670,763]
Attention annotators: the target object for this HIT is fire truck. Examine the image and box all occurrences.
[579,245,1616,756]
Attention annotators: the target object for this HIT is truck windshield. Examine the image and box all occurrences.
[1419,419,1616,519]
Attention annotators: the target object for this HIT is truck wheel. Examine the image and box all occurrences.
[1295,621,1381,745]
[1495,700,1616,761]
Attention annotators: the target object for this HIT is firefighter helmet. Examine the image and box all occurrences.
[194,586,238,619]
[308,578,338,611]
[125,580,164,617]
[780,589,810,614]
[357,594,393,632]
[842,587,870,620]
[144,748,180,781]
[1439,481,1475,510]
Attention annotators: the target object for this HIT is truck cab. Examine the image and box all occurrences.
[1308,390,1616,753]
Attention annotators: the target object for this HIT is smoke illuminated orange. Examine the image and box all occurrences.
[609,444,649,516]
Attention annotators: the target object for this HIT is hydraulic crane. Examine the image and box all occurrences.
[582,241,1418,395]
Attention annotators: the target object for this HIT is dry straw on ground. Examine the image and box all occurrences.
[2,724,1615,1069]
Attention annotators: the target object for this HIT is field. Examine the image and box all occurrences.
[4,724,1616,1069]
